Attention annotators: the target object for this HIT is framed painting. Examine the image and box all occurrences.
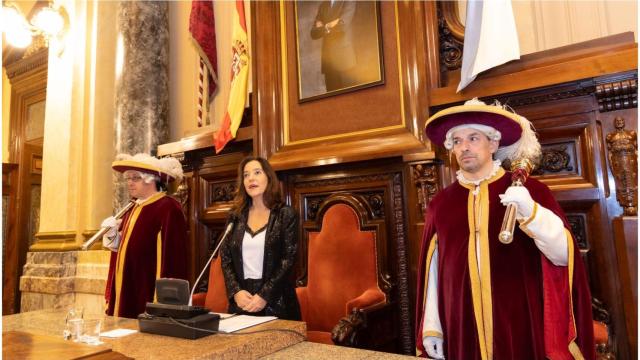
[294,1,384,102]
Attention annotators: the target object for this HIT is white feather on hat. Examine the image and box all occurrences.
[112,153,184,183]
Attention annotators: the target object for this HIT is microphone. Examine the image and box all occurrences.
[188,221,235,306]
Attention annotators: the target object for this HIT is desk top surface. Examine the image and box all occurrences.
[3,309,305,359]
[3,309,416,359]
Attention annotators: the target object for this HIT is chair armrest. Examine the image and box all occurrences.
[345,288,386,314]
[192,292,206,307]
[332,292,391,347]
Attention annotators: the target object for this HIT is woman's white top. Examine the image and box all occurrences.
[242,228,266,279]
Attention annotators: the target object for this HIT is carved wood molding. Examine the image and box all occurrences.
[210,181,236,204]
[532,144,575,176]
[296,174,390,189]
[566,214,589,251]
[596,78,638,112]
[4,49,49,81]
[483,81,596,110]
[305,191,385,222]
[430,41,637,106]
[331,309,365,346]
[605,117,638,216]
[437,1,463,72]
[452,71,638,114]
[592,297,616,360]
[410,162,439,216]
[174,177,190,210]
[391,173,413,355]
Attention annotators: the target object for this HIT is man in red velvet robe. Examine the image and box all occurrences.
[101,153,188,319]
[415,99,594,359]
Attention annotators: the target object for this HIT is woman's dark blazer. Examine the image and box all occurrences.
[220,203,301,320]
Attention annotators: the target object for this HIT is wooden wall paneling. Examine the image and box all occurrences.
[612,216,638,356]
[253,1,432,170]
[191,151,250,285]
[4,49,48,315]
[284,158,413,353]
[402,158,442,335]
[430,39,637,106]
[183,171,198,285]
[2,163,19,315]
[508,95,631,360]
[422,1,441,89]
[598,103,638,356]
[395,0,431,144]
[251,0,284,159]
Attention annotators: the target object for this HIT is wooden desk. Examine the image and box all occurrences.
[3,331,130,360]
[3,310,416,359]
[3,309,306,359]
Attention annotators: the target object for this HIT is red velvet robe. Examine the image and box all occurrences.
[105,193,188,318]
[415,169,594,360]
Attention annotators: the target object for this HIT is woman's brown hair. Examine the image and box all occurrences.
[231,156,282,215]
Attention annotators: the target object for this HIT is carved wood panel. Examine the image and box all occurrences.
[532,142,577,176]
[3,49,47,315]
[179,150,250,284]
[503,93,632,359]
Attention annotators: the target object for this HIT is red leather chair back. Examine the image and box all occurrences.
[299,203,385,333]
[203,256,228,313]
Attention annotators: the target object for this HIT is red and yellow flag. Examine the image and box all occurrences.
[189,1,218,105]
[214,0,250,153]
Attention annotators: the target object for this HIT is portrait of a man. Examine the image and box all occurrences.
[296,1,383,102]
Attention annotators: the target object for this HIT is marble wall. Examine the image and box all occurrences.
[114,1,170,209]
[20,250,110,315]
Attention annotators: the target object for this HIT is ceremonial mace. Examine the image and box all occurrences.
[496,107,542,244]
[498,159,535,244]
[81,201,136,250]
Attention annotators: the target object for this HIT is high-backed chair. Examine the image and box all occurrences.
[297,197,393,349]
[191,256,228,313]
[593,297,615,360]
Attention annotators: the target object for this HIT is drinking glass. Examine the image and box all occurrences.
[63,307,84,340]
[77,318,103,345]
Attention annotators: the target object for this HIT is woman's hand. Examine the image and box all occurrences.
[243,294,267,313]
[234,290,253,309]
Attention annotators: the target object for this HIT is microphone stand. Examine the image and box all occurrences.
[188,222,235,306]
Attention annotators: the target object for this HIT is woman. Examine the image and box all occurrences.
[220,156,301,320]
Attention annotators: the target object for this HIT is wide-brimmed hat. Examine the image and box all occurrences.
[425,98,541,163]
[112,153,183,183]
[425,98,524,147]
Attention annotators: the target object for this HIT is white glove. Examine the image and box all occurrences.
[101,216,121,252]
[101,216,119,237]
[423,336,445,359]
[499,186,535,220]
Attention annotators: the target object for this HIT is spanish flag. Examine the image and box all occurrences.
[214,0,250,154]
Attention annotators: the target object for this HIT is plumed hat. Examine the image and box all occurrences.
[425,98,541,163]
[112,153,184,183]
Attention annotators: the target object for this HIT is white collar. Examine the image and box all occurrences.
[456,160,503,186]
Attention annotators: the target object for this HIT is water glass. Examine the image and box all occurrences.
[63,307,84,340]
[77,318,103,345]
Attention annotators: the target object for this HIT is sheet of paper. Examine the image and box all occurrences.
[211,313,277,333]
[100,328,138,338]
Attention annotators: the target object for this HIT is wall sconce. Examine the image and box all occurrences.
[1,2,69,53]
